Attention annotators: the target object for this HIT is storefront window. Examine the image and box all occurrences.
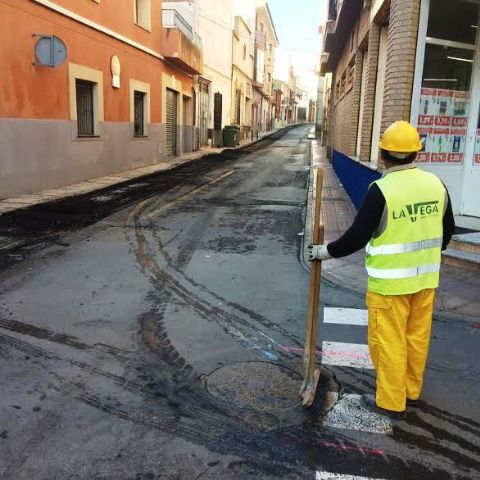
[422,45,474,92]
[427,0,478,45]
[416,0,478,164]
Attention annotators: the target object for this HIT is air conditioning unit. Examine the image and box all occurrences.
[320,53,330,64]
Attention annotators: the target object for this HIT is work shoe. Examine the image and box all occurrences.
[406,398,421,407]
[361,394,406,420]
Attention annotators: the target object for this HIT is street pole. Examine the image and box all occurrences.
[300,167,324,408]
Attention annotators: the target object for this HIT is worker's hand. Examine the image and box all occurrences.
[307,244,332,261]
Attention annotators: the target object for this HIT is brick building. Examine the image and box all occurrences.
[321,0,480,225]
[0,0,202,198]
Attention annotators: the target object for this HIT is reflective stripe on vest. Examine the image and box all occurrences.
[366,237,442,256]
[366,263,440,280]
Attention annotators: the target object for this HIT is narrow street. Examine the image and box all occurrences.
[0,125,479,479]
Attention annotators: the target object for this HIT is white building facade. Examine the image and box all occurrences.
[197,0,234,146]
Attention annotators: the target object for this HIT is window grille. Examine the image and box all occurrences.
[134,91,145,136]
[76,79,94,136]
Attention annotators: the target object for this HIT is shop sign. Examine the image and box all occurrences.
[418,115,434,126]
[435,116,451,127]
[452,117,468,127]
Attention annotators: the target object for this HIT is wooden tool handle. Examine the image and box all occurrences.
[301,167,324,407]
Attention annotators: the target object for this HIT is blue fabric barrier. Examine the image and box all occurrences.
[331,150,381,210]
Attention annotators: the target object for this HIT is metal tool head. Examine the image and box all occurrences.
[300,367,321,408]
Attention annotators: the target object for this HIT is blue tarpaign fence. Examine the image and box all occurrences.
[331,150,381,210]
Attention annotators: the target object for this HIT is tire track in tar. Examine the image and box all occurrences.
[127,185,303,367]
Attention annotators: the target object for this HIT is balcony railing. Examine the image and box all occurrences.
[161,8,203,75]
[328,0,346,21]
[193,32,202,49]
[325,19,336,34]
[162,9,202,49]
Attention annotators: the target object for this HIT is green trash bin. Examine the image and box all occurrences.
[223,125,240,147]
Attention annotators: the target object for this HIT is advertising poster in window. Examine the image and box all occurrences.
[417,127,432,162]
[417,89,470,164]
[475,129,480,165]
[431,127,450,163]
[452,91,470,128]
[418,88,437,127]
[434,89,454,127]
[448,128,466,163]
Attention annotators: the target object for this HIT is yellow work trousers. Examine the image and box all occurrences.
[366,288,435,412]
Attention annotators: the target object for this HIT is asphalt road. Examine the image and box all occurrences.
[0,125,479,479]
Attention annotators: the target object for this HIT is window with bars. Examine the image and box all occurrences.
[134,91,145,137]
[76,79,95,136]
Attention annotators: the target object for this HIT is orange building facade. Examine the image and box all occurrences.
[0,0,201,198]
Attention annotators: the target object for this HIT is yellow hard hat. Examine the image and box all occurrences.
[378,120,423,153]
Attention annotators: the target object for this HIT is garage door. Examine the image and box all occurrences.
[166,89,177,156]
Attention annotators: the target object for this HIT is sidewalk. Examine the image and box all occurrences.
[305,139,480,321]
[0,127,284,217]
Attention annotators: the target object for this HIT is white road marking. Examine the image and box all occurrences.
[316,472,386,479]
[324,307,368,326]
[322,394,392,435]
[321,341,373,369]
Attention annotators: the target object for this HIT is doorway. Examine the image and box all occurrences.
[166,89,178,156]
[198,80,209,147]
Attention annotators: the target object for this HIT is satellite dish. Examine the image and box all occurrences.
[34,35,67,68]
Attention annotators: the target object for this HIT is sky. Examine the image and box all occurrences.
[268,0,326,92]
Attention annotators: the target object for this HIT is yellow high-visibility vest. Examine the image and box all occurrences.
[366,167,446,295]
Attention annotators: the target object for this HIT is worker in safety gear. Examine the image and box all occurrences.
[308,121,455,420]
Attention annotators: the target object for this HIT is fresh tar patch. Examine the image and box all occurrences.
[322,394,392,434]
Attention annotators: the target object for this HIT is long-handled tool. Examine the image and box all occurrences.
[300,167,324,408]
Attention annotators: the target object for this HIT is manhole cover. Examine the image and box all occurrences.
[205,361,302,411]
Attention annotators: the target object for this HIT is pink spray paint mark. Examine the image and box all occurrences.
[321,440,384,456]
[473,323,480,329]
[282,346,370,360]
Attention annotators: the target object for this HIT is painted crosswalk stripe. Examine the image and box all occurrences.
[321,341,373,369]
[316,472,386,479]
[322,393,392,435]
[324,307,368,326]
